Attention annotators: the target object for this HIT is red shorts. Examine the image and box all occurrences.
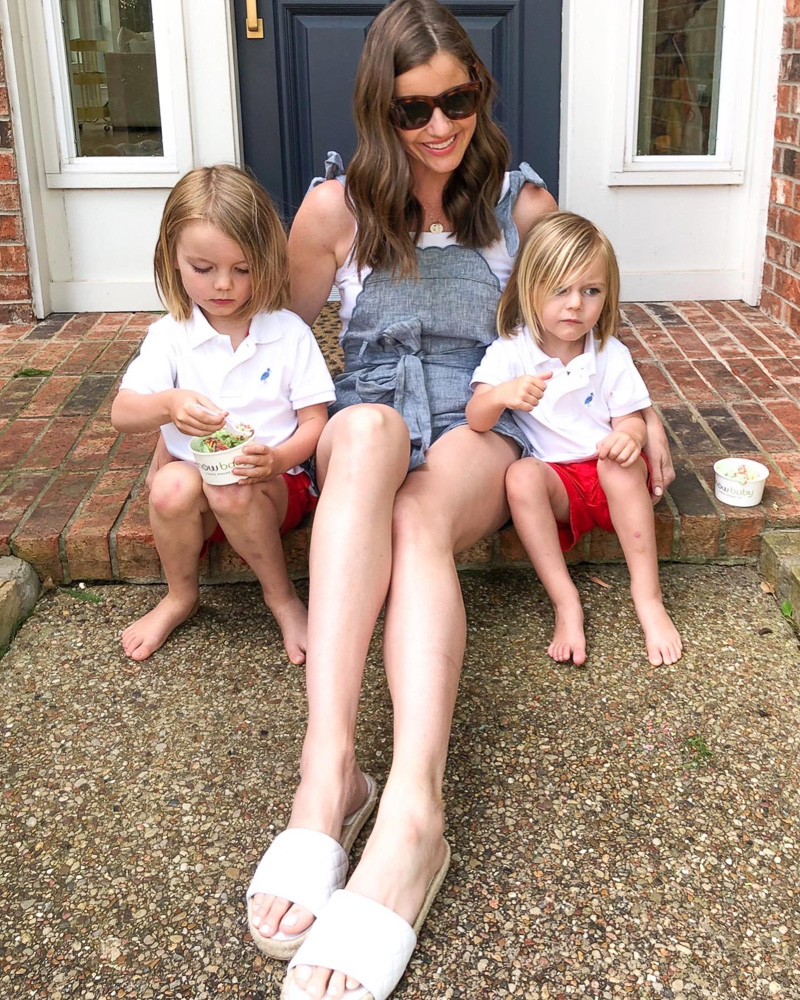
[549,456,651,552]
[200,470,318,558]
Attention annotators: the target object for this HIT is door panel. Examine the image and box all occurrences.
[234,0,561,218]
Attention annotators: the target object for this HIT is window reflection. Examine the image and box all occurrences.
[637,0,724,156]
[61,0,163,158]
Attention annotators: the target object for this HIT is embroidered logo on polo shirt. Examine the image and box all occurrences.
[584,393,594,405]
[260,369,271,382]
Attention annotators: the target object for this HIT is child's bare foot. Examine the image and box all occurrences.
[266,587,308,665]
[634,596,682,665]
[121,593,199,661]
[548,600,586,665]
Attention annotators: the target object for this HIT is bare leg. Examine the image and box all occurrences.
[203,477,307,664]
[121,462,212,661]
[145,433,174,490]
[291,426,519,999]
[598,458,682,666]
[249,405,411,940]
[506,458,586,665]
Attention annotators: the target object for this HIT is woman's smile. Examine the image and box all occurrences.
[421,135,457,153]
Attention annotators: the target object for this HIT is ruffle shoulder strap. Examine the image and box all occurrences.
[494,162,548,256]
[308,151,346,195]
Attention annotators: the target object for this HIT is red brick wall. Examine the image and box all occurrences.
[0,27,33,324]
[762,1,800,333]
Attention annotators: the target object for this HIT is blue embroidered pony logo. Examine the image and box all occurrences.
[584,393,594,405]
[260,369,271,382]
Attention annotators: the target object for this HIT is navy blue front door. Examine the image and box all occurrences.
[233,0,561,218]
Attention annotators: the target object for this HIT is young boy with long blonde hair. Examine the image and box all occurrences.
[112,165,335,664]
[467,211,682,667]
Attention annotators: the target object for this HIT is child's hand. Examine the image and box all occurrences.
[169,391,227,436]
[495,372,552,412]
[597,430,642,467]
[233,443,277,484]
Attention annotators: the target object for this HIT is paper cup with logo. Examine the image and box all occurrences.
[713,457,769,507]
[189,428,255,486]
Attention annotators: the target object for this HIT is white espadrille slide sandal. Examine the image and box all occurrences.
[246,775,378,960]
[281,839,451,1000]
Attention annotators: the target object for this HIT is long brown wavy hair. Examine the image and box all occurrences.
[346,0,510,277]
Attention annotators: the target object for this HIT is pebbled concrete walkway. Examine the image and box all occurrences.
[1,564,798,999]
[1,301,800,582]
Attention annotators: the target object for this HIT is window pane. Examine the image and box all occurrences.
[60,0,163,158]
[637,0,724,156]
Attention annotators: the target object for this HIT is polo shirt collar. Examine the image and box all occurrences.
[185,305,283,347]
[186,305,221,347]
[528,328,598,378]
[246,310,283,344]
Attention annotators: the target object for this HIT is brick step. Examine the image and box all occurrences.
[0,300,799,582]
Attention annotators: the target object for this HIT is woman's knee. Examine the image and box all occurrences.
[149,464,203,519]
[392,491,451,554]
[326,405,409,465]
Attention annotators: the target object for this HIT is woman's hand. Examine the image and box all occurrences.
[641,407,675,502]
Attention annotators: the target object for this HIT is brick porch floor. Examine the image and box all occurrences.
[0,300,798,583]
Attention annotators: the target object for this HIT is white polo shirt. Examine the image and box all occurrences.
[471,327,651,463]
[120,305,336,468]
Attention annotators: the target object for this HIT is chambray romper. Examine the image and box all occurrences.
[312,153,547,471]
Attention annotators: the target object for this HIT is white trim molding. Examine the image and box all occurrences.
[50,280,162,313]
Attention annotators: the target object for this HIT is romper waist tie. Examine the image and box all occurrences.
[340,318,487,468]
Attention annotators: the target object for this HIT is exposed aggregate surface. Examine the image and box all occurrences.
[1,565,798,999]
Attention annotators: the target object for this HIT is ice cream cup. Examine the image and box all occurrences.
[713,457,769,507]
[189,429,255,486]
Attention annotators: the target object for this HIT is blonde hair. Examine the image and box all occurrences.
[346,0,510,277]
[154,164,290,322]
[497,211,620,348]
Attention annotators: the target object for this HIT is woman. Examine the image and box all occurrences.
[247,2,674,997]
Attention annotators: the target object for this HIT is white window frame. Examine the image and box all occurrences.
[609,0,753,186]
[40,0,193,188]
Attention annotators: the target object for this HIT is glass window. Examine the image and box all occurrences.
[637,0,725,156]
[60,0,163,158]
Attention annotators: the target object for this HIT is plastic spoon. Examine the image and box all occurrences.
[193,402,242,435]
[222,414,244,435]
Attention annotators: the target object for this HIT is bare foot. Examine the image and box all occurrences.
[249,766,370,942]
[634,596,682,665]
[548,599,586,665]
[288,790,447,1000]
[120,593,199,661]
[265,586,308,665]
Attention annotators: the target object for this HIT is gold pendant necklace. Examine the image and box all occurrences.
[429,222,444,234]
